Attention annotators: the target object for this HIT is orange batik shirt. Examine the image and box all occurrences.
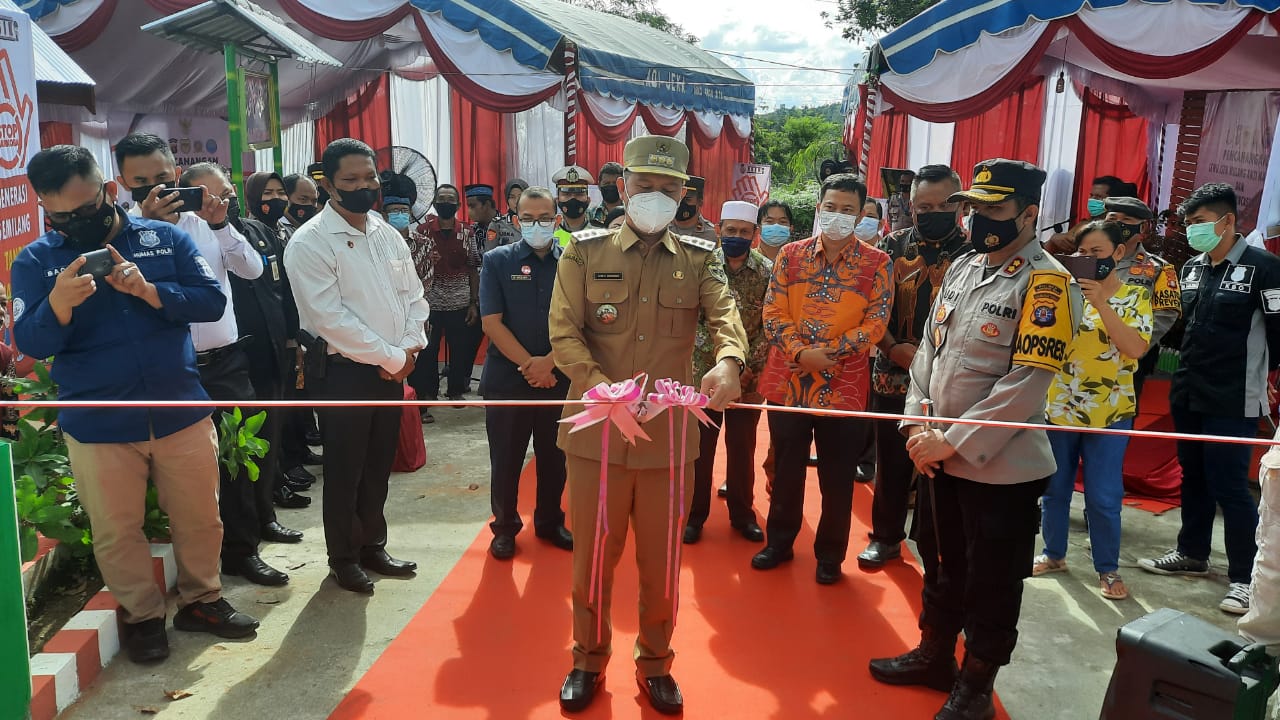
[758,235,893,411]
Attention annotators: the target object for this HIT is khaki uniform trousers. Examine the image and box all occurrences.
[65,418,223,623]
[568,454,694,677]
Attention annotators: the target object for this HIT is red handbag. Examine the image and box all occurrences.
[392,384,427,473]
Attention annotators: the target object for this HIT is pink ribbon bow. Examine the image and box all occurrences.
[642,379,717,625]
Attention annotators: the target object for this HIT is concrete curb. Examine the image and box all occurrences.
[28,543,175,720]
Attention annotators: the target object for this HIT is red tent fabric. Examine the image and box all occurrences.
[950,77,1045,176]
[38,122,73,149]
[688,117,751,224]
[1073,90,1151,221]
[577,100,636,177]
[450,89,508,224]
[865,109,909,198]
[314,73,393,160]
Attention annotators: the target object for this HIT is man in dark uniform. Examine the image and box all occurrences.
[466,183,520,254]
[669,175,719,244]
[550,136,748,715]
[589,162,625,228]
[858,164,967,570]
[869,160,1081,720]
[479,186,574,559]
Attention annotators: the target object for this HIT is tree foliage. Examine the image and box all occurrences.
[753,104,845,186]
[822,0,936,42]
[561,0,699,44]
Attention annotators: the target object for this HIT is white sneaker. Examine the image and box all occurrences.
[1220,583,1251,615]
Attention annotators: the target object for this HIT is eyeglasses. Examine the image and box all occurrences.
[45,186,105,225]
[519,219,557,229]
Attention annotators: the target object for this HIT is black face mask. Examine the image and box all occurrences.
[1095,256,1117,280]
[675,202,698,222]
[53,199,119,252]
[600,185,620,204]
[286,204,316,225]
[433,201,458,220]
[1119,221,1143,243]
[915,211,958,242]
[130,181,175,204]
[968,212,1024,254]
[334,187,380,215]
[256,197,287,225]
[559,198,588,220]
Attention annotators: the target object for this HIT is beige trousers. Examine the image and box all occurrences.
[1241,454,1280,655]
[65,418,223,623]
[567,455,694,677]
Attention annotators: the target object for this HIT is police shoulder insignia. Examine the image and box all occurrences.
[1012,269,1073,372]
[572,228,612,243]
[1152,263,1182,313]
[1000,257,1026,276]
[679,234,716,252]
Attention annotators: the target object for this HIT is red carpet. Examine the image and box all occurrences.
[330,428,1010,720]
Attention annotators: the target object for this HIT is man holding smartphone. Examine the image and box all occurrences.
[13,145,260,664]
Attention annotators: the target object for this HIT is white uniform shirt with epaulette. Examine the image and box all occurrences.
[904,241,1084,485]
[547,225,748,469]
[1114,241,1181,345]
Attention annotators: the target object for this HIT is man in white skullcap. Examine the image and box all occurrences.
[685,200,774,544]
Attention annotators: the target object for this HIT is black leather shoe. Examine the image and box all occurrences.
[223,554,289,587]
[173,598,260,639]
[330,563,375,594]
[536,526,574,551]
[559,669,603,713]
[360,548,417,576]
[261,521,303,544]
[935,654,999,720]
[302,449,324,465]
[123,618,169,664]
[421,409,435,425]
[751,545,794,570]
[636,671,683,715]
[682,524,702,544]
[282,475,312,492]
[855,463,876,483]
[807,453,819,467]
[490,535,516,560]
[717,483,728,498]
[273,485,311,509]
[816,560,842,585]
[858,540,902,569]
[869,626,960,692]
[734,522,764,542]
[305,430,322,447]
[284,465,316,486]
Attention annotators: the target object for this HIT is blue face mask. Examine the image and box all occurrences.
[720,236,752,258]
[854,216,881,241]
[1087,198,1105,218]
[760,223,791,246]
[521,219,558,250]
[387,211,411,230]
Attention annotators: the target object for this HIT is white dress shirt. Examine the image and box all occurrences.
[284,203,430,374]
[129,207,262,351]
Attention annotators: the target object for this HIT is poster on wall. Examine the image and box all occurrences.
[1195,90,1280,234]
[731,162,772,205]
[0,9,39,287]
[106,112,230,210]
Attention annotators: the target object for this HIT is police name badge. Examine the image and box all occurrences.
[596,304,618,324]
[1013,270,1073,372]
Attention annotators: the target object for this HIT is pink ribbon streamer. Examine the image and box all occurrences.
[642,379,715,624]
[559,374,649,642]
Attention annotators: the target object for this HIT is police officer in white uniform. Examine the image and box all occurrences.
[868,160,1082,720]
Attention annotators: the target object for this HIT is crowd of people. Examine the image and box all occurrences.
[9,129,1280,719]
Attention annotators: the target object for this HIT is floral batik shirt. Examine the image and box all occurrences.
[1047,284,1153,428]
[692,248,773,402]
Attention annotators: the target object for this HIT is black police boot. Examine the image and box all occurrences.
[869,625,959,693]
[934,653,998,720]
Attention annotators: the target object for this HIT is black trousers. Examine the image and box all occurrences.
[1132,344,1161,413]
[764,407,870,563]
[689,407,762,529]
[868,393,916,545]
[415,310,482,399]
[315,359,402,565]
[916,471,1048,666]
[198,347,274,560]
[280,350,317,473]
[485,404,567,537]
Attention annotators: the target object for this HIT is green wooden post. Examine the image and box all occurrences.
[270,61,282,173]
[0,442,31,719]
[224,43,244,200]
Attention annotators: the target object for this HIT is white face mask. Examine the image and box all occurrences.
[520,219,557,250]
[854,216,880,241]
[625,191,679,234]
[817,210,859,242]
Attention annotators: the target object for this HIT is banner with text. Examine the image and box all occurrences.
[731,162,772,206]
[0,8,38,287]
[106,112,233,210]
[1196,90,1280,235]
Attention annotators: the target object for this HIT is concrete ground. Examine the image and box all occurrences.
[58,397,1276,719]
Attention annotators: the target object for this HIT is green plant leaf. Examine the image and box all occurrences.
[18,525,38,563]
[245,459,260,482]
[244,411,267,436]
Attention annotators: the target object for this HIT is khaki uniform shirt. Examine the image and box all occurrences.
[549,225,749,469]
[904,241,1083,485]
[668,216,719,245]
[1114,241,1181,346]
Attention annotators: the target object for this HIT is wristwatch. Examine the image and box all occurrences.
[726,356,745,374]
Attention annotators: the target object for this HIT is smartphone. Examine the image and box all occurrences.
[77,248,114,280]
[1055,254,1099,282]
[167,186,205,213]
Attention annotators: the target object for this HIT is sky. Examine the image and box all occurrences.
[654,0,866,113]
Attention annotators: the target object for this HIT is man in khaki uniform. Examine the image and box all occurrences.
[549,135,748,715]
[669,175,720,244]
